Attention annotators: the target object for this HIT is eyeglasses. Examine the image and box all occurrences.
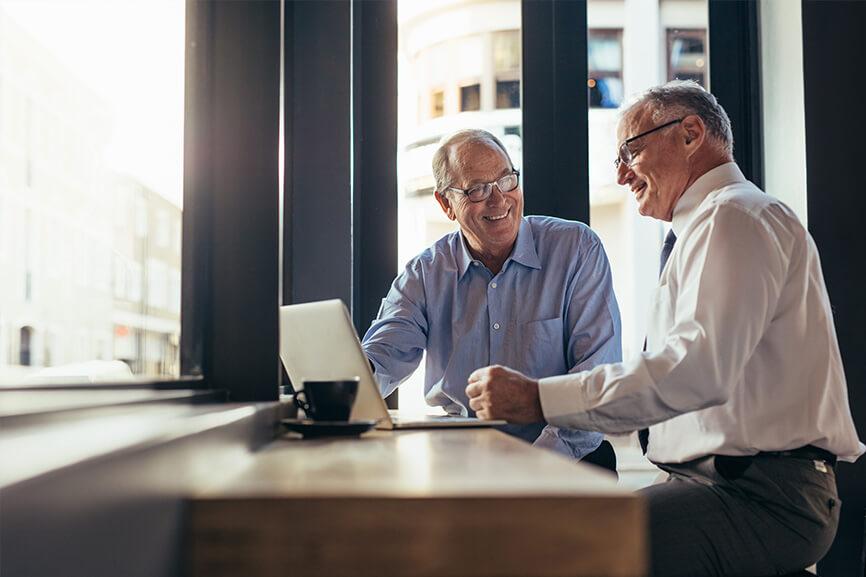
[446,170,520,203]
[614,118,684,169]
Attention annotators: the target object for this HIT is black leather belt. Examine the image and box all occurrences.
[758,445,837,466]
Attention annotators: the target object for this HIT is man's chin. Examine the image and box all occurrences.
[636,200,663,220]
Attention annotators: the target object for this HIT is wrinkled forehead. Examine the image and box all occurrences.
[617,103,654,142]
[449,140,510,182]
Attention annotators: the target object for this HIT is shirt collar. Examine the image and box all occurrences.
[671,162,747,237]
[456,218,541,278]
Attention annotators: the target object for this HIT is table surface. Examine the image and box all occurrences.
[190,428,647,577]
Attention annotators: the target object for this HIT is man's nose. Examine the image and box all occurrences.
[486,184,507,205]
[616,162,633,186]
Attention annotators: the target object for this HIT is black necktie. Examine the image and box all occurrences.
[639,229,677,454]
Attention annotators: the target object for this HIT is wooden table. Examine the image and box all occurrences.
[189,428,646,577]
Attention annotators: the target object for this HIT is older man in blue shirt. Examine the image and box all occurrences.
[362,129,621,461]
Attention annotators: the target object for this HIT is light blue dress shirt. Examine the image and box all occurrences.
[362,216,622,458]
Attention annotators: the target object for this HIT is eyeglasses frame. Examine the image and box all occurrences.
[444,169,521,203]
[614,117,685,169]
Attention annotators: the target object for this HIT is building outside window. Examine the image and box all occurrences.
[588,29,623,109]
[493,30,520,110]
[0,2,184,384]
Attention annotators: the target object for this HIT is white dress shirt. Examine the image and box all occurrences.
[538,162,865,463]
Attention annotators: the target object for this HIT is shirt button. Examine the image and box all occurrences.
[493,322,500,330]
[490,282,497,288]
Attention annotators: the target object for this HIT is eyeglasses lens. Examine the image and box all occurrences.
[616,143,631,168]
[467,173,518,202]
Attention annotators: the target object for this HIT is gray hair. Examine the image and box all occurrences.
[622,80,734,156]
[432,129,513,192]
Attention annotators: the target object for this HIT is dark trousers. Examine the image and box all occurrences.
[642,453,840,577]
[581,439,617,475]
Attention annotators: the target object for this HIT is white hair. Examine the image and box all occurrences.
[622,80,734,156]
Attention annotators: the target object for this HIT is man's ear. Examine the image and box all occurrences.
[682,115,706,154]
[434,190,456,221]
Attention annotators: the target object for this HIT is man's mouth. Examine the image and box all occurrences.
[484,208,510,222]
[632,182,647,199]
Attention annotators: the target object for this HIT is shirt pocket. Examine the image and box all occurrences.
[512,317,566,378]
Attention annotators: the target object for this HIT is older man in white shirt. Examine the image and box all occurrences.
[466,80,864,577]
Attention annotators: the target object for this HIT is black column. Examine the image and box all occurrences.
[351,0,398,407]
[521,0,589,223]
[708,0,764,188]
[351,0,398,338]
[802,1,866,575]
[284,0,353,307]
[182,0,282,401]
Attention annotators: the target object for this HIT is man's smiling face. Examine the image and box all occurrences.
[616,106,692,221]
[436,140,523,258]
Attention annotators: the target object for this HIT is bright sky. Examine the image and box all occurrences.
[0,0,185,207]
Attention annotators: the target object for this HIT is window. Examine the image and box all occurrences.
[460,83,481,112]
[588,0,708,488]
[430,89,445,118]
[495,80,520,109]
[0,1,184,383]
[397,0,523,412]
[493,30,520,110]
[19,326,33,366]
[588,29,623,109]
[667,29,707,86]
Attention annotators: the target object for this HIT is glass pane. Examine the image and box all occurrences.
[589,29,624,109]
[587,0,708,487]
[667,28,708,85]
[495,79,520,109]
[460,84,481,112]
[397,0,522,412]
[0,1,185,385]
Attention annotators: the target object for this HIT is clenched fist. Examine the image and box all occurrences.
[465,365,545,423]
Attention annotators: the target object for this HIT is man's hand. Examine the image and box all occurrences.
[465,365,545,423]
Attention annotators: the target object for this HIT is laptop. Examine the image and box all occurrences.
[279,299,506,429]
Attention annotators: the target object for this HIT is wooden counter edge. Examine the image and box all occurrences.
[189,494,647,577]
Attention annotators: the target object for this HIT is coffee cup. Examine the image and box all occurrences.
[293,378,360,421]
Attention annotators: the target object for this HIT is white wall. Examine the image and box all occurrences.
[760,0,808,223]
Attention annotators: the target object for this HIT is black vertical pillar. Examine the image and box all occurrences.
[522,0,589,223]
[351,0,398,406]
[802,1,866,575]
[351,0,397,338]
[708,0,763,188]
[183,0,281,401]
[285,0,352,307]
